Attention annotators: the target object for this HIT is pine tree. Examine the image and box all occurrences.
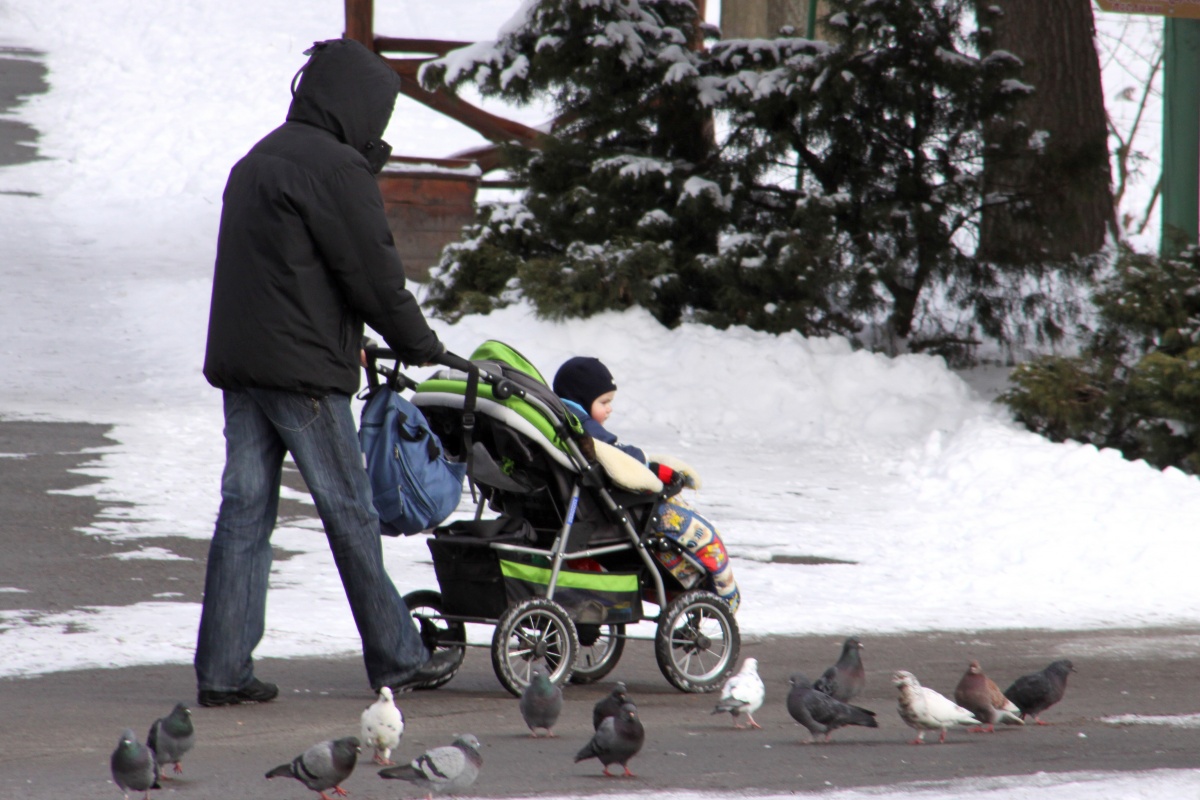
[422,0,1086,358]
[420,0,722,326]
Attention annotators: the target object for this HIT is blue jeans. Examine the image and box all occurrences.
[194,388,429,692]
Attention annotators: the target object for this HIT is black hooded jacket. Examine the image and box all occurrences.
[203,38,442,396]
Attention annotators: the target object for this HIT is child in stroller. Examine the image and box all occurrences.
[393,340,741,696]
[552,356,740,614]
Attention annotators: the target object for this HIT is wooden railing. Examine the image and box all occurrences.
[343,0,543,174]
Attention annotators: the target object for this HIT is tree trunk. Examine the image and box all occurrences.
[975,0,1115,263]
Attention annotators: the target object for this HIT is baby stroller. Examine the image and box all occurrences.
[364,341,740,697]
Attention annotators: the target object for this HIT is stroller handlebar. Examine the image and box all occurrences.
[434,349,476,374]
[361,342,521,399]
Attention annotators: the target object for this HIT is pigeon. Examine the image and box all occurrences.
[813,636,866,702]
[892,670,980,744]
[575,702,645,777]
[1004,659,1076,725]
[712,657,765,729]
[520,666,564,737]
[265,736,360,800]
[379,733,482,797]
[146,702,194,778]
[786,672,878,743]
[111,728,160,800]
[592,680,631,731]
[953,660,1024,733]
[361,686,404,765]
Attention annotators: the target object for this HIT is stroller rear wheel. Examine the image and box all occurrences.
[568,623,626,684]
[402,590,466,690]
[654,590,740,693]
[491,598,579,697]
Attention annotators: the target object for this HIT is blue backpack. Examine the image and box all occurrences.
[359,385,467,536]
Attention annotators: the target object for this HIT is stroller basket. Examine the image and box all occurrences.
[428,535,643,624]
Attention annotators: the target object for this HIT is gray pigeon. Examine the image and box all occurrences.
[520,666,564,737]
[110,728,160,800]
[265,736,360,800]
[146,702,194,777]
[813,636,866,702]
[592,681,631,731]
[379,733,482,796]
[1004,659,1076,725]
[786,673,878,743]
[574,702,645,777]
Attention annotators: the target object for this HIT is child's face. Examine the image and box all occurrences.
[590,390,616,425]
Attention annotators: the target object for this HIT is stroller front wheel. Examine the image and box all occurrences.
[654,590,740,693]
[491,597,580,697]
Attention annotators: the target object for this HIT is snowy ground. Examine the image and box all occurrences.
[0,1,1196,797]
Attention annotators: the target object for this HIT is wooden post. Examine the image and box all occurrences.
[344,0,374,48]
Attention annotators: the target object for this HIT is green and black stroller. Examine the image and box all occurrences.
[364,340,741,697]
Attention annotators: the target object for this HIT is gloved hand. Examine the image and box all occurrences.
[648,455,702,491]
[648,462,687,497]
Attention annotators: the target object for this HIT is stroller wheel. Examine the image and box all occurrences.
[402,590,466,690]
[491,598,579,697]
[654,590,740,693]
[568,623,626,685]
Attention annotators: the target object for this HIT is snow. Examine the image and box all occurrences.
[0,1,1195,798]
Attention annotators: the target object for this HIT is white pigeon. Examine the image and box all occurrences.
[360,686,404,766]
[711,657,765,729]
[893,669,981,744]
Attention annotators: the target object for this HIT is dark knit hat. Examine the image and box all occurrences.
[553,356,617,412]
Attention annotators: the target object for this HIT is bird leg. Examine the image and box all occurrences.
[622,766,636,778]
[938,728,948,744]
[746,714,762,730]
[373,753,395,766]
[173,762,184,774]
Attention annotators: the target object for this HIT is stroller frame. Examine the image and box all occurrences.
[364,344,740,697]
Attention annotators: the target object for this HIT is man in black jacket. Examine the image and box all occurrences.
[195,38,456,706]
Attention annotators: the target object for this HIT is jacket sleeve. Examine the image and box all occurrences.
[582,417,647,463]
[307,160,443,365]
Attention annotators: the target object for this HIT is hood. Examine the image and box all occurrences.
[286,38,400,152]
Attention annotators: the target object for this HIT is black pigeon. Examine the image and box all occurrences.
[575,702,645,777]
[1004,659,1076,725]
[265,736,359,800]
[147,702,194,777]
[787,673,878,743]
[813,636,866,702]
[520,666,564,737]
[111,728,160,800]
[592,680,632,731]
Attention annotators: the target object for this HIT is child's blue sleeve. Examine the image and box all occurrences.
[562,396,648,463]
